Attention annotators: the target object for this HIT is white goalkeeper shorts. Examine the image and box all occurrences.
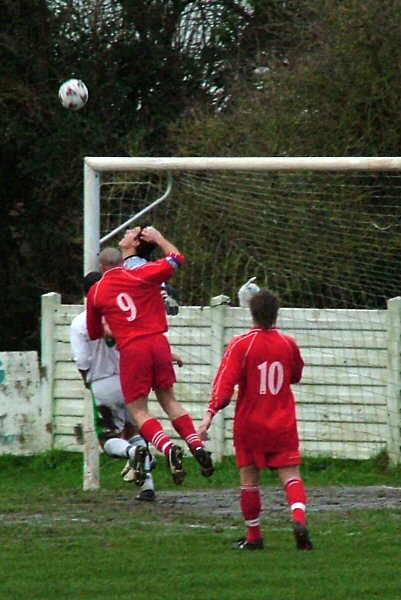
[91,374,135,434]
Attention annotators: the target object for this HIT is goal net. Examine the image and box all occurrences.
[81,157,401,487]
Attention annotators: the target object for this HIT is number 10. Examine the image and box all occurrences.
[257,361,284,395]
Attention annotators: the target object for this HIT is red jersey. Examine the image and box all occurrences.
[86,254,184,349]
[209,327,304,450]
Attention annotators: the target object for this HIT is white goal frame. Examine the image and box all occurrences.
[82,155,401,490]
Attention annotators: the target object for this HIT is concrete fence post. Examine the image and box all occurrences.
[386,296,401,465]
[40,292,61,450]
[208,295,230,461]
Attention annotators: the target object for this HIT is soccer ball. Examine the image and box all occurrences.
[58,79,88,111]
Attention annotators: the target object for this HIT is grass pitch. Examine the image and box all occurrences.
[0,452,400,600]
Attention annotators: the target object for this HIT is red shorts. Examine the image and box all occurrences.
[119,333,176,404]
[235,429,301,469]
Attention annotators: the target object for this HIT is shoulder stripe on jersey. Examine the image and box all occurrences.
[92,267,123,305]
[243,330,260,362]
[212,330,259,395]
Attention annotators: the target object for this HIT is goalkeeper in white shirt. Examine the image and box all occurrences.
[70,271,156,501]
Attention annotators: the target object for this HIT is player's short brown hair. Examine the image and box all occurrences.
[249,289,279,329]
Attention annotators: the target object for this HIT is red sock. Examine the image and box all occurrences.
[172,414,204,454]
[284,477,307,525]
[240,484,262,542]
[140,418,173,457]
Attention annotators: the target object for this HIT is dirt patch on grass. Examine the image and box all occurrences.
[1,486,400,528]
[155,485,401,518]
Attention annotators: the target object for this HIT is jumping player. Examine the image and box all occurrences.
[70,271,156,501]
[86,226,214,485]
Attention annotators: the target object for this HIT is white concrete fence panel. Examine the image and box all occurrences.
[37,293,401,464]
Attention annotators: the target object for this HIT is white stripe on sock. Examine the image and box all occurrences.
[241,485,260,492]
[152,431,165,447]
[161,441,173,454]
[286,477,301,488]
[245,518,260,527]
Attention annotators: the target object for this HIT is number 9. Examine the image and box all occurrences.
[116,292,137,321]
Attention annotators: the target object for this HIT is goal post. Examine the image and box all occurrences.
[80,155,401,486]
[83,161,101,275]
[82,387,100,491]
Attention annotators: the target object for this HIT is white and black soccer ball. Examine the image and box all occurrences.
[238,277,260,308]
[58,78,88,111]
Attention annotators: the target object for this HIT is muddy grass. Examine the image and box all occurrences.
[154,486,401,519]
[0,486,400,529]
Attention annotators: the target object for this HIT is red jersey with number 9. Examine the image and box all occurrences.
[209,327,304,450]
[86,255,183,349]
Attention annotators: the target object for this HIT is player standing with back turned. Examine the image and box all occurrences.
[198,288,313,551]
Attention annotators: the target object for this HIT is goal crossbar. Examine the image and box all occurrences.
[85,156,401,172]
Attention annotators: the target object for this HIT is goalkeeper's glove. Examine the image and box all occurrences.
[238,277,260,308]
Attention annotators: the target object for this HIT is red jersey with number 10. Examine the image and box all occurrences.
[86,254,184,349]
[209,327,304,451]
